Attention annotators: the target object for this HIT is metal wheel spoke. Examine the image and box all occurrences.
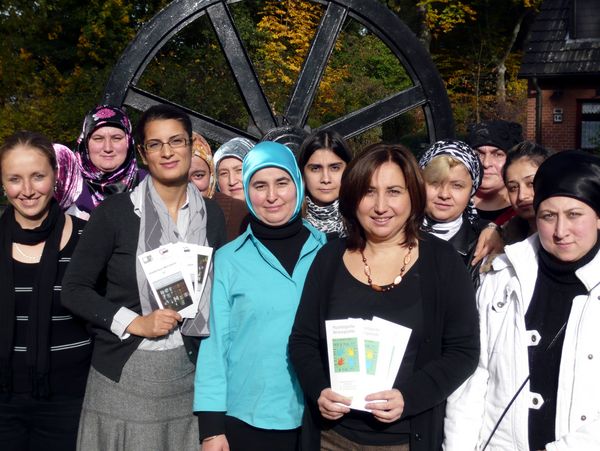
[207,2,276,133]
[105,0,454,148]
[285,2,348,126]
[124,87,258,143]
[320,85,426,138]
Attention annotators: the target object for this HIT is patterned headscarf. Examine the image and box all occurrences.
[304,197,346,237]
[75,105,139,210]
[53,143,83,210]
[191,132,216,198]
[418,139,482,222]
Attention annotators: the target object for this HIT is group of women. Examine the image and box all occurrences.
[0,103,599,451]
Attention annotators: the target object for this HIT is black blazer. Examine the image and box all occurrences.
[61,192,226,382]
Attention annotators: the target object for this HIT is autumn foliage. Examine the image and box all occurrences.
[0,0,540,147]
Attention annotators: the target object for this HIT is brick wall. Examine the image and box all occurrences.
[524,84,599,151]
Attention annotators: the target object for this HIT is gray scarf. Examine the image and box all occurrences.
[133,177,212,337]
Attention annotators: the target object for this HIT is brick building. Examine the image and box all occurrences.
[519,0,600,151]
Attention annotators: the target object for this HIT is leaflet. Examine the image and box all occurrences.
[138,242,213,319]
[326,318,366,404]
[176,243,213,301]
[325,316,412,411]
[372,316,412,388]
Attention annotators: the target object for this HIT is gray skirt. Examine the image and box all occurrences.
[77,346,199,451]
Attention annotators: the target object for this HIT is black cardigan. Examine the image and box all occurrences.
[288,234,480,451]
[61,192,226,382]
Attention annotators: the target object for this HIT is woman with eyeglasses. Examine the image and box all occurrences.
[57,105,146,220]
[62,104,226,450]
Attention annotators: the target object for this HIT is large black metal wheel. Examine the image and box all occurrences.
[104,0,454,150]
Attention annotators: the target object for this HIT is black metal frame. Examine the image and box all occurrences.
[103,0,454,148]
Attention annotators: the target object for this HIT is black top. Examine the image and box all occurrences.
[289,234,480,451]
[326,260,422,445]
[250,215,309,276]
[61,192,226,382]
[476,205,514,225]
[12,216,90,397]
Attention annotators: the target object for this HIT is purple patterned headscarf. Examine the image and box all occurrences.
[53,143,83,210]
[75,105,140,212]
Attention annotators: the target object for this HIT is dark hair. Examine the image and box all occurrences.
[297,130,352,170]
[339,143,425,250]
[0,130,57,172]
[135,104,193,152]
[502,141,552,183]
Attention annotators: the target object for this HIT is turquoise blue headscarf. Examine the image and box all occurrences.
[242,141,304,222]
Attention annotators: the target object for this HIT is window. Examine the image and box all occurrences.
[580,102,600,150]
[571,0,600,40]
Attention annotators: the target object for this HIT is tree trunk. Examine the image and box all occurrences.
[496,62,507,105]
[495,12,526,105]
[417,5,431,53]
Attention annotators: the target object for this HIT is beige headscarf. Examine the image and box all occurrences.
[192,132,216,198]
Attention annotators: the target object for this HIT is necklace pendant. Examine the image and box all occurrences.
[371,283,384,292]
[360,245,413,293]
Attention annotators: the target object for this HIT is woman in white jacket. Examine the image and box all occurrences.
[444,150,600,451]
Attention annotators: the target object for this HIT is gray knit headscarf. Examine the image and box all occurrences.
[213,138,254,172]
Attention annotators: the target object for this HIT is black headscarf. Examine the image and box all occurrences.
[0,199,64,397]
[468,120,523,152]
[533,150,600,214]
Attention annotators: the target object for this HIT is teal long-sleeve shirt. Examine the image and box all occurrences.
[194,221,326,431]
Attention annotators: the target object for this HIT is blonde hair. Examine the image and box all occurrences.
[422,155,464,184]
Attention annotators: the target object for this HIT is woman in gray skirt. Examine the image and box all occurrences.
[62,104,226,451]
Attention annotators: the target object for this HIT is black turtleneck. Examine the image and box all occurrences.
[249,215,309,276]
[526,236,600,450]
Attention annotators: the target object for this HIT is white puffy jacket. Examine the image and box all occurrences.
[443,234,600,451]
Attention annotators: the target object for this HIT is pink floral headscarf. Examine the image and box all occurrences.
[74,105,140,212]
[53,143,83,210]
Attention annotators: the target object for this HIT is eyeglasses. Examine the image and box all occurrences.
[142,137,189,153]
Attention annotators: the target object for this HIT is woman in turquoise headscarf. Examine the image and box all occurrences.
[194,142,327,451]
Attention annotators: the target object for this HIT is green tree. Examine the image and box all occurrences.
[386,0,539,133]
[0,0,538,147]
[255,0,348,118]
[0,0,167,144]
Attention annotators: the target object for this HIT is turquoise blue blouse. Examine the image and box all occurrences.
[194,221,326,429]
